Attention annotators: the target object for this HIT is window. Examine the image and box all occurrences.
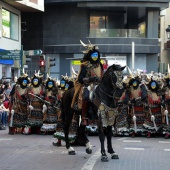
[2,8,19,41]
[90,15,107,29]
[138,22,146,38]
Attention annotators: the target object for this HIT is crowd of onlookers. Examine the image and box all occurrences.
[0,79,12,130]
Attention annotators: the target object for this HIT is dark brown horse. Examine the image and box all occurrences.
[61,64,126,161]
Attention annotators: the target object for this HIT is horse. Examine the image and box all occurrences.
[61,64,126,160]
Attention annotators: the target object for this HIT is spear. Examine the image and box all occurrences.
[28,93,59,109]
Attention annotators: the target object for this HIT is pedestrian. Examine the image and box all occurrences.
[103,59,108,72]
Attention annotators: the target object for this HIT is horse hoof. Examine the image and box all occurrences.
[86,148,92,154]
[111,153,119,159]
[68,151,76,155]
[101,156,109,162]
[53,142,62,147]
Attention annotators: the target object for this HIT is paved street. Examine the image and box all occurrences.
[0,128,170,170]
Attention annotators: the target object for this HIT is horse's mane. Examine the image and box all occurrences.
[101,65,113,81]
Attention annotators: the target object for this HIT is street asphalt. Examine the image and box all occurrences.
[0,127,170,170]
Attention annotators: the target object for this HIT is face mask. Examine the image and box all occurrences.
[151,81,156,89]
[48,81,53,88]
[33,78,38,85]
[22,79,28,86]
[60,80,65,87]
[132,80,138,87]
[65,84,69,90]
[91,52,98,61]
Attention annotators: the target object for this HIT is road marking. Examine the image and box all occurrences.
[81,149,100,170]
[117,137,128,141]
[0,138,13,141]
[123,140,141,143]
[159,141,170,144]
[125,147,144,150]
[164,149,170,151]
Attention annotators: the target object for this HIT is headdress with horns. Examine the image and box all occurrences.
[31,70,43,87]
[80,40,101,64]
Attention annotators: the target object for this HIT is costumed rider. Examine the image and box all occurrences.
[9,72,30,135]
[27,71,44,134]
[41,74,59,133]
[71,40,104,126]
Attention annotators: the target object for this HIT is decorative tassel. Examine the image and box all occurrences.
[28,104,34,110]
[42,104,47,113]
[164,110,169,125]
[151,115,157,131]
[10,110,14,127]
[79,115,81,127]
[23,125,30,134]
[133,115,137,133]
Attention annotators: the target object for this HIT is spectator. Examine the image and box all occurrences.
[103,60,108,72]
[4,83,11,101]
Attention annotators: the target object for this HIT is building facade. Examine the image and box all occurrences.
[21,0,170,78]
[160,4,170,73]
[0,0,44,79]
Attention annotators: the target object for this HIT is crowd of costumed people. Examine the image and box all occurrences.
[1,63,170,141]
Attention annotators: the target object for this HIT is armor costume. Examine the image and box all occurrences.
[162,66,170,139]
[9,73,30,134]
[27,71,44,134]
[115,87,131,136]
[128,70,148,137]
[40,75,59,133]
[143,74,164,138]
[53,76,75,146]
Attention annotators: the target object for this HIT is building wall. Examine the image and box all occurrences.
[160,4,170,67]
[21,1,169,78]
[0,2,21,50]
[0,2,21,79]
[18,0,44,11]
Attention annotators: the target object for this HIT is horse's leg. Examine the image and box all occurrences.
[80,125,92,154]
[64,109,76,155]
[98,123,109,162]
[107,126,119,159]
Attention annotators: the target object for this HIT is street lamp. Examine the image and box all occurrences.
[166,25,170,39]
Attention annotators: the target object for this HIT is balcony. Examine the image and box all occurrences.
[89,29,145,38]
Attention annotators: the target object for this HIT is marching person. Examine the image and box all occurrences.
[8,72,30,135]
[41,74,59,134]
[127,68,148,137]
[27,71,44,134]
[162,66,170,139]
[143,73,164,138]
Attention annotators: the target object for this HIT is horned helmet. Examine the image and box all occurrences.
[17,68,30,89]
[31,70,43,87]
[80,40,101,64]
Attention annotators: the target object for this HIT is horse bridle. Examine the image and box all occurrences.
[98,69,124,99]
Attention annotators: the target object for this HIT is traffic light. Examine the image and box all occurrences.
[47,57,56,69]
[39,55,45,71]
[39,60,45,66]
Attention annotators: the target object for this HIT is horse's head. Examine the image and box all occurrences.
[104,64,126,98]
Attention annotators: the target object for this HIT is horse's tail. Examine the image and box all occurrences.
[60,96,65,123]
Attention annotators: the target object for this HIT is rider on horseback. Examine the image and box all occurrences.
[71,40,104,125]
